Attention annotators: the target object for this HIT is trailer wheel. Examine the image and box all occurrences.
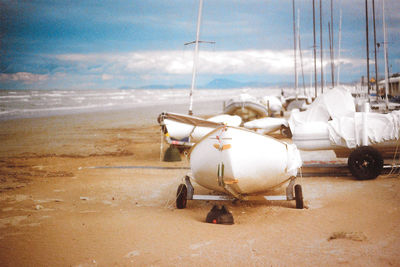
[295,184,304,209]
[176,184,187,209]
[348,146,383,180]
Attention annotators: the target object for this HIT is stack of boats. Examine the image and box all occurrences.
[158,86,400,211]
[159,86,400,180]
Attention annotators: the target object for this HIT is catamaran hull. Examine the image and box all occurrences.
[190,126,302,195]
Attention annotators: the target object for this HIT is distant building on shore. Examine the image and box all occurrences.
[378,73,400,97]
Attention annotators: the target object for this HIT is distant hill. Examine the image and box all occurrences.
[204,79,245,89]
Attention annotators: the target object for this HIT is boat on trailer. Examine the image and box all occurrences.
[288,87,400,180]
[175,125,304,209]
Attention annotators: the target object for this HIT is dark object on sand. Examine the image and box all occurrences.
[206,205,234,225]
[163,145,181,162]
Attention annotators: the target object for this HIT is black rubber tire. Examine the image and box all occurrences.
[295,184,304,209]
[348,146,383,180]
[176,184,187,209]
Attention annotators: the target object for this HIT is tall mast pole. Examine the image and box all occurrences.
[330,0,335,87]
[372,0,379,100]
[382,0,389,107]
[319,0,324,93]
[188,0,203,115]
[292,0,298,98]
[337,9,342,86]
[312,0,317,98]
[298,9,306,96]
[365,0,370,94]
[328,22,333,87]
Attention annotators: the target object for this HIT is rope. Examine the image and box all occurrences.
[163,175,188,209]
[299,166,303,185]
[384,139,400,177]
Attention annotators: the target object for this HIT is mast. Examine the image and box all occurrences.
[298,9,306,96]
[319,0,324,93]
[292,0,298,98]
[328,22,333,87]
[382,0,389,107]
[337,9,342,86]
[312,0,317,98]
[330,0,335,87]
[188,0,203,116]
[365,0,370,94]
[372,0,379,100]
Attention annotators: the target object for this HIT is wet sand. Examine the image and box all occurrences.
[1,103,400,266]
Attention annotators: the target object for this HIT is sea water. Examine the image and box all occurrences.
[0,88,283,121]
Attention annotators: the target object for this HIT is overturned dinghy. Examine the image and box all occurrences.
[224,94,268,122]
[176,125,304,209]
[158,112,242,148]
[244,117,289,135]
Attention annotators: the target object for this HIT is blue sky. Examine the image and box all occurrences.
[0,0,399,89]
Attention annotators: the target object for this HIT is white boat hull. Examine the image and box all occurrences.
[291,121,332,150]
[190,126,302,195]
[162,113,242,143]
[244,117,288,134]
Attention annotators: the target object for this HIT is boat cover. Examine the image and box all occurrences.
[289,87,400,149]
[328,111,400,148]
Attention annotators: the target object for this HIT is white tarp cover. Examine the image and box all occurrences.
[289,87,400,149]
[288,87,355,132]
[328,111,400,148]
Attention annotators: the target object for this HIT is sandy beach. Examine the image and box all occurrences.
[1,101,400,266]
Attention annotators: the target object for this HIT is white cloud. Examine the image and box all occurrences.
[101,74,114,80]
[54,49,364,80]
[54,50,297,75]
[0,72,49,84]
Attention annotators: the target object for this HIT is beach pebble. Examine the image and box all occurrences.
[80,197,89,201]
[35,205,44,210]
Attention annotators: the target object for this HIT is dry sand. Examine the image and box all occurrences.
[1,104,400,266]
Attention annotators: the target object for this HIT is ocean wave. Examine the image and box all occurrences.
[0,88,283,120]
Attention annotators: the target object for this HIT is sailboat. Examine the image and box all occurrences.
[288,86,400,180]
[176,125,304,209]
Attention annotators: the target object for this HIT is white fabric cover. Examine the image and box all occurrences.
[288,87,355,132]
[289,87,400,149]
[328,111,400,148]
